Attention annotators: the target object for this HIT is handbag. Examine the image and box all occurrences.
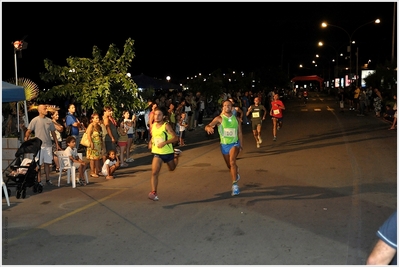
[80,132,90,147]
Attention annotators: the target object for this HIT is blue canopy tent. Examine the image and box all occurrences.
[2,81,29,130]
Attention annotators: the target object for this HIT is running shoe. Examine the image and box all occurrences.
[258,136,262,144]
[231,184,240,196]
[257,142,260,148]
[46,180,53,186]
[273,136,277,141]
[148,191,159,201]
[120,163,129,168]
[174,148,182,155]
[125,158,135,162]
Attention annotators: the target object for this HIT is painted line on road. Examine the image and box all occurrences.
[7,188,127,243]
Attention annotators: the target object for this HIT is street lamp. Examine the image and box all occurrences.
[166,76,171,82]
[12,39,29,133]
[321,19,380,85]
[318,41,340,78]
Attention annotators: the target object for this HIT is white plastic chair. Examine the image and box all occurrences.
[55,150,76,188]
[2,175,10,206]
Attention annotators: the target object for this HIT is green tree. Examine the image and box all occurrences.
[364,59,397,91]
[38,38,146,117]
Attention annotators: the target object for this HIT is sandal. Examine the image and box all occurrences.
[90,173,99,178]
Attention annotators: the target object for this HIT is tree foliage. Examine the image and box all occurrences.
[38,38,147,117]
[363,59,397,91]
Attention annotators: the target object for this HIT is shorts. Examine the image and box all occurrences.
[220,141,240,155]
[272,117,283,122]
[153,153,175,163]
[127,134,134,139]
[251,120,262,131]
[35,146,53,165]
[118,141,127,147]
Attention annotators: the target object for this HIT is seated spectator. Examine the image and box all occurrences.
[64,136,88,185]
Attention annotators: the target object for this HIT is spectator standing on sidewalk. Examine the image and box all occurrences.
[357,89,368,116]
[103,106,119,162]
[197,96,205,127]
[246,97,267,148]
[148,107,180,201]
[86,112,103,178]
[123,110,135,162]
[49,109,64,172]
[66,104,82,149]
[205,100,243,196]
[241,91,250,125]
[373,87,383,117]
[25,104,61,185]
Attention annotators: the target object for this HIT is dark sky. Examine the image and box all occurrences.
[1,2,396,87]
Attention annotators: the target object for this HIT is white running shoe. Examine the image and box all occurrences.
[231,184,240,196]
[257,142,260,148]
[258,136,262,144]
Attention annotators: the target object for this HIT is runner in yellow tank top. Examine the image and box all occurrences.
[147,107,181,201]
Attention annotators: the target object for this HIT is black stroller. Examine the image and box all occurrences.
[3,138,44,199]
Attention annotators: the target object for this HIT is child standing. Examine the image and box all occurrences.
[177,112,188,146]
[101,150,119,179]
[123,110,135,162]
[64,136,88,185]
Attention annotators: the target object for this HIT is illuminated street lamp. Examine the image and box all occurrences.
[166,76,171,82]
[318,41,340,77]
[321,19,380,85]
[12,39,29,132]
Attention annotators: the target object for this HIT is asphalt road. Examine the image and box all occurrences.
[2,92,397,265]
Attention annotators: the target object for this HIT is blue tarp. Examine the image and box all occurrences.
[2,81,26,102]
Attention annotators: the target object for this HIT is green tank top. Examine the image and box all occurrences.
[151,122,174,154]
[218,114,239,145]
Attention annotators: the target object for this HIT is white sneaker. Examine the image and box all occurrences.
[258,136,262,144]
[257,142,260,148]
[174,148,182,155]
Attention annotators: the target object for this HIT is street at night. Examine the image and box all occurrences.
[2,92,396,265]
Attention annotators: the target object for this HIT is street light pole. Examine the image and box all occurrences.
[321,19,380,86]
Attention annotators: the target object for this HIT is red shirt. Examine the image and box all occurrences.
[271,100,284,118]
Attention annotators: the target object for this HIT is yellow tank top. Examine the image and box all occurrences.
[151,122,174,154]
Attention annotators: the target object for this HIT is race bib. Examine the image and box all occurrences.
[154,137,164,146]
[223,128,236,137]
[273,109,280,115]
[252,111,260,118]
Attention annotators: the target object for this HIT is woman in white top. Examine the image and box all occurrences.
[122,110,136,162]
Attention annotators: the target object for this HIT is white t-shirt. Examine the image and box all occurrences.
[101,159,117,176]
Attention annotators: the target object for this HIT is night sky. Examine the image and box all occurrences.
[1,2,396,88]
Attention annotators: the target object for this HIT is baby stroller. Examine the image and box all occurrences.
[3,138,43,199]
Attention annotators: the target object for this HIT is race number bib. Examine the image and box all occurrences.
[154,137,164,146]
[223,128,236,137]
[252,111,260,118]
[273,109,280,115]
